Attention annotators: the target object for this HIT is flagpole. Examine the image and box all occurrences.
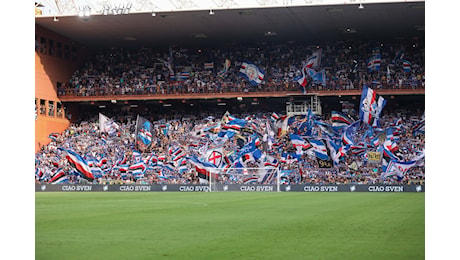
[277,167,280,192]
[209,168,212,192]
[133,115,138,150]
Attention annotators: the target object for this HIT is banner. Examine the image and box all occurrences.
[316,157,333,168]
[239,61,265,85]
[135,115,153,149]
[36,184,425,192]
[367,152,381,164]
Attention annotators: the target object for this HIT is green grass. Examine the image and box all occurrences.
[35,192,424,260]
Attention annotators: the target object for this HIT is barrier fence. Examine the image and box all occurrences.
[35,184,424,192]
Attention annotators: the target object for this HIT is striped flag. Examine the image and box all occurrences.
[402,60,412,72]
[359,86,386,127]
[59,148,94,181]
[48,133,59,141]
[331,111,353,127]
[309,139,329,160]
[186,156,220,182]
[48,168,67,184]
[305,50,322,69]
[294,66,308,89]
[289,134,311,151]
[222,118,247,133]
[204,62,214,69]
[243,176,258,184]
[367,54,381,71]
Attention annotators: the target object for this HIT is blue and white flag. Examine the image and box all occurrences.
[367,54,381,71]
[289,134,310,151]
[402,60,412,72]
[381,160,417,179]
[135,115,153,147]
[331,111,353,127]
[239,61,265,85]
[59,148,94,181]
[305,50,322,69]
[99,113,119,135]
[309,139,329,160]
[304,68,326,86]
[359,86,386,127]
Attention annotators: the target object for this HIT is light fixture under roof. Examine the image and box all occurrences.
[238,10,253,15]
[326,7,343,13]
[342,27,357,34]
[123,36,136,41]
[264,31,277,36]
[358,3,364,9]
[193,33,208,39]
[209,9,214,15]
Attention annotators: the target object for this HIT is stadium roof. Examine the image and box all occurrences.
[35,0,425,50]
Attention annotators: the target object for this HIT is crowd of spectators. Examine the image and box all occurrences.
[57,38,424,97]
[35,108,425,186]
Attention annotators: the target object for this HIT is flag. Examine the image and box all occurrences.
[381,160,417,179]
[276,115,291,138]
[289,134,311,154]
[271,112,280,122]
[59,148,94,181]
[99,113,119,135]
[205,146,224,167]
[402,60,412,72]
[204,62,214,69]
[305,50,322,69]
[48,133,59,141]
[90,165,104,179]
[412,120,425,137]
[264,155,280,168]
[258,168,278,184]
[35,168,45,181]
[359,86,386,127]
[239,61,265,85]
[218,59,231,77]
[331,111,353,127]
[222,118,247,133]
[48,168,67,184]
[135,115,153,147]
[309,139,329,160]
[171,147,186,162]
[307,68,326,86]
[187,156,220,182]
[393,48,404,62]
[243,176,258,184]
[129,161,147,179]
[304,67,326,86]
[129,161,147,172]
[367,54,381,71]
[180,71,190,80]
[294,69,308,88]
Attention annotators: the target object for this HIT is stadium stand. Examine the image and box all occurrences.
[55,39,424,98]
[35,1,425,187]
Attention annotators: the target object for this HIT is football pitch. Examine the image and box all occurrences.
[35,192,424,260]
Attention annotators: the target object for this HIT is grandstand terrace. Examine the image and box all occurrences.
[35,0,425,184]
